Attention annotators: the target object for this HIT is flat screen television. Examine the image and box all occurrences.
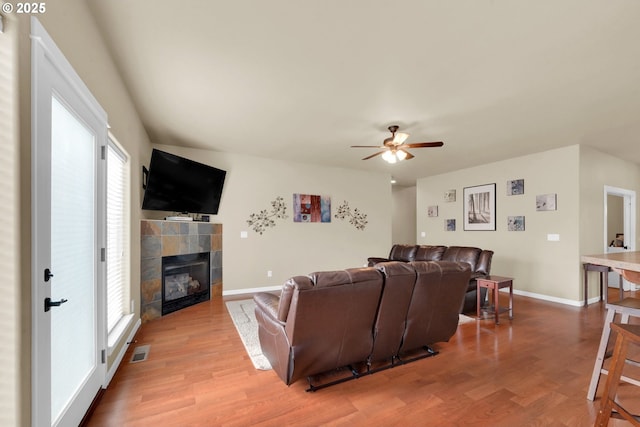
[142,149,226,215]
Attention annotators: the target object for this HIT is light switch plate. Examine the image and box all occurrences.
[240,231,248,239]
[547,234,560,241]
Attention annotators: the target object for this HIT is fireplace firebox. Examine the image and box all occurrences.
[161,252,210,315]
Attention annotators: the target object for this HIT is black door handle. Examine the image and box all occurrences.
[44,297,68,312]
[44,268,54,282]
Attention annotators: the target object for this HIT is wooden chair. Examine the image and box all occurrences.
[588,298,640,400]
[594,322,640,426]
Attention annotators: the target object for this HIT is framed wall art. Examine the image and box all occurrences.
[536,193,557,211]
[463,183,496,231]
[428,205,439,217]
[445,219,456,231]
[508,216,525,231]
[293,193,331,222]
[444,189,456,202]
[507,179,524,196]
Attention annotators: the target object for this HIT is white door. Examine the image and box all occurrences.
[31,18,107,427]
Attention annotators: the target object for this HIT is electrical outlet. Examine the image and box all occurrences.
[240,231,248,239]
[267,270,272,277]
[421,231,426,238]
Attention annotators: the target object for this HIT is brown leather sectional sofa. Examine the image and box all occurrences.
[367,244,494,313]
[253,260,471,389]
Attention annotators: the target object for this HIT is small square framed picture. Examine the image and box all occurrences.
[536,194,557,211]
[445,219,456,231]
[508,216,525,231]
[428,206,439,217]
[444,190,456,202]
[507,179,524,196]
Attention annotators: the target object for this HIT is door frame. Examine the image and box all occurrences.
[603,185,637,290]
[31,17,107,427]
[603,185,636,253]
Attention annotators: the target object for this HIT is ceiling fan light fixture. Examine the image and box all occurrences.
[382,150,396,163]
[396,150,407,161]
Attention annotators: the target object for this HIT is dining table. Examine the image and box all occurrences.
[581,251,640,284]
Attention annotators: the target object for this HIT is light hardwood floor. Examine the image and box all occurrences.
[86,288,640,426]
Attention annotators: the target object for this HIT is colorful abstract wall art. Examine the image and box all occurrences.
[293,194,331,223]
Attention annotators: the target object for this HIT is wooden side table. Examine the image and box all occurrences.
[476,276,513,324]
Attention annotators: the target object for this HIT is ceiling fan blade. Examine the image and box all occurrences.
[351,145,387,148]
[400,149,415,160]
[362,151,386,160]
[404,141,444,148]
[393,132,410,144]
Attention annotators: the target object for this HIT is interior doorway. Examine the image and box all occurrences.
[604,185,637,290]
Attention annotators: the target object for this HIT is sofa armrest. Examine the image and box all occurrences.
[254,292,281,323]
[475,250,494,276]
[367,257,390,267]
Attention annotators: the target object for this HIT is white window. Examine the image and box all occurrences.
[106,136,131,343]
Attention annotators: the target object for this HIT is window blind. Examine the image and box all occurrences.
[106,141,128,333]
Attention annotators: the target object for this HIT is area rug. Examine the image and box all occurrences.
[226,298,476,371]
[225,299,272,370]
[458,313,476,325]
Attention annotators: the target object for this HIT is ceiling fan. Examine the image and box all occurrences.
[351,125,443,163]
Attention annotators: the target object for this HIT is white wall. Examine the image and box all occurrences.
[579,146,640,254]
[392,185,417,245]
[417,144,640,305]
[152,145,393,292]
[0,5,19,425]
[417,145,581,303]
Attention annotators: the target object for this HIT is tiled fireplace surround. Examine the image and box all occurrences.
[141,220,222,322]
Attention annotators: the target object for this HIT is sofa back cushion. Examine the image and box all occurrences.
[415,245,447,261]
[401,261,471,352]
[389,244,419,262]
[283,267,383,384]
[442,246,482,272]
[370,261,417,362]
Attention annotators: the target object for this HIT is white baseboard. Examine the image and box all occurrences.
[507,288,584,307]
[223,285,281,296]
[104,317,141,388]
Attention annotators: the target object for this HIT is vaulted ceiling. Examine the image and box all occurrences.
[87,0,640,185]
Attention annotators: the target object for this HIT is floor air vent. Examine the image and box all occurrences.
[130,345,150,363]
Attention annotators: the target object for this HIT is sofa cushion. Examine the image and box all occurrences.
[370,261,417,362]
[414,245,447,261]
[442,246,482,271]
[401,261,471,352]
[389,244,419,262]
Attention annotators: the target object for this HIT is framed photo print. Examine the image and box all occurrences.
[536,193,557,211]
[444,190,456,202]
[428,205,439,217]
[507,179,524,196]
[508,216,525,231]
[445,219,456,231]
[463,183,496,231]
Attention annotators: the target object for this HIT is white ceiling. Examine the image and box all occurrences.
[87,0,640,186]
